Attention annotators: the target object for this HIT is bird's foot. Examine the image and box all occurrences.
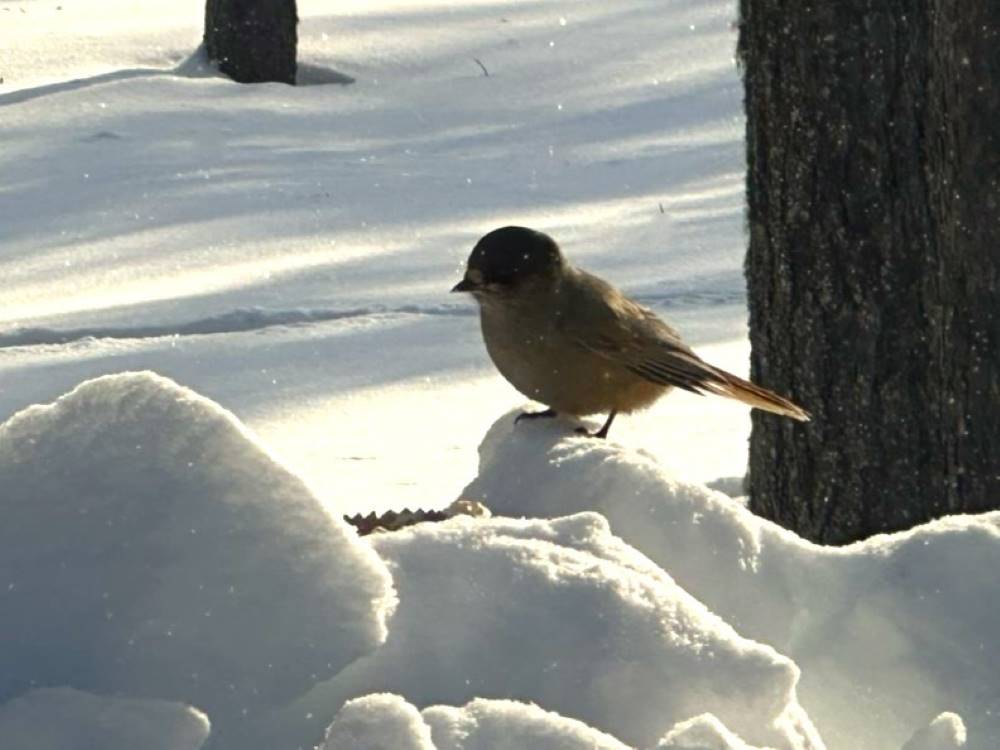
[574,410,618,439]
[515,408,557,424]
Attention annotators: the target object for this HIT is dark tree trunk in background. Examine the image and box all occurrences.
[204,0,298,85]
[740,1,1000,544]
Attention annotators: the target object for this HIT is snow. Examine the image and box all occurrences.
[322,693,437,750]
[0,372,394,743]
[281,512,821,750]
[0,374,989,750]
[422,699,634,750]
[655,713,758,750]
[0,1,995,750]
[1,0,751,510]
[320,695,782,750]
[902,714,968,750]
[0,687,210,750]
[463,414,994,749]
[322,694,633,750]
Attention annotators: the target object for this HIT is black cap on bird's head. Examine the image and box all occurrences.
[452,226,564,294]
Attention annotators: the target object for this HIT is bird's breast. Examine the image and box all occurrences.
[478,303,665,416]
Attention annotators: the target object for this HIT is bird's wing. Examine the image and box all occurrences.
[573,297,718,395]
[565,270,810,420]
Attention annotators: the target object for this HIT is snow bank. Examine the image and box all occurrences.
[0,687,209,750]
[295,512,822,750]
[322,694,631,750]
[0,372,395,741]
[462,413,1000,750]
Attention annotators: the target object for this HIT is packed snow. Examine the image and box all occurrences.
[1,1,995,750]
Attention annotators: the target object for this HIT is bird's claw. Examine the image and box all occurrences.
[575,410,617,438]
[515,408,557,424]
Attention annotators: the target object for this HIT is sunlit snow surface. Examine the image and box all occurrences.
[2,2,994,750]
[1,0,750,510]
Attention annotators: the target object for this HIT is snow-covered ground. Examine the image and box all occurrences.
[2,0,751,510]
[1,2,995,750]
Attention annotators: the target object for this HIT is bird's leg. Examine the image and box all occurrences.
[575,410,618,439]
[515,407,557,424]
[594,410,618,438]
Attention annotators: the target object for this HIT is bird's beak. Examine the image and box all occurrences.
[451,278,478,293]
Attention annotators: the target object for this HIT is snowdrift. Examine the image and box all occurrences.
[294,512,821,750]
[0,376,992,750]
[0,372,395,742]
[463,412,996,750]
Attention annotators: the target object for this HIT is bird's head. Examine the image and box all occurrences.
[452,226,565,300]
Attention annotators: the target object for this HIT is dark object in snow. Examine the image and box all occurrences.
[345,499,490,536]
[453,226,809,439]
[740,0,1000,544]
[204,0,298,85]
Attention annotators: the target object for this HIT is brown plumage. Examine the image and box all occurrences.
[453,226,809,437]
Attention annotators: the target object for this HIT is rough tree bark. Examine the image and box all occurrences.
[204,0,298,85]
[740,1,1000,544]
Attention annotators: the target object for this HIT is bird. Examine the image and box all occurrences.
[451,226,809,438]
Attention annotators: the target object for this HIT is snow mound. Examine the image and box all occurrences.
[0,372,395,739]
[462,413,999,750]
[656,713,758,749]
[422,698,632,750]
[322,693,632,750]
[322,693,435,750]
[902,713,967,750]
[297,512,822,750]
[0,687,209,750]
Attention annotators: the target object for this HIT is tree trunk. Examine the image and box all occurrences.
[740,1,1000,544]
[204,0,298,85]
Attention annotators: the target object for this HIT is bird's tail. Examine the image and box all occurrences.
[702,368,810,422]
